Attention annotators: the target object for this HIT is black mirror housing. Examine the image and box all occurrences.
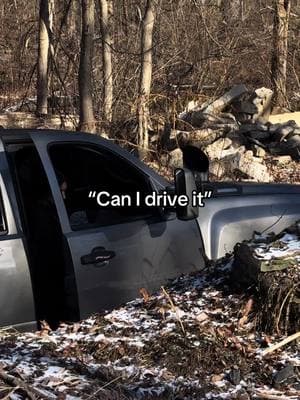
[174,168,199,221]
[181,145,210,183]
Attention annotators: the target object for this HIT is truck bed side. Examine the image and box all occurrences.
[198,183,300,260]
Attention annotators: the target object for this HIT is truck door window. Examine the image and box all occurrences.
[48,143,157,230]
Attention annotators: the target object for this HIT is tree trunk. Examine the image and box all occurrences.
[36,0,50,116]
[137,0,155,159]
[271,0,291,109]
[100,0,113,125]
[79,0,96,132]
[69,0,80,35]
[221,0,242,24]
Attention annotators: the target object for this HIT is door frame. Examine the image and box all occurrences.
[0,139,36,329]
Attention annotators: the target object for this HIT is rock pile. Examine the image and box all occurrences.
[162,85,300,182]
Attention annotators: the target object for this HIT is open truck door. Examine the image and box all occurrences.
[31,132,205,320]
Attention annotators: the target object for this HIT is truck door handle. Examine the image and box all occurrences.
[81,247,116,266]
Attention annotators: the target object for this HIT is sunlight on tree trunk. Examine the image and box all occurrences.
[69,0,80,35]
[271,0,291,109]
[37,0,50,116]
[221,0,242,24]
[79,0,96,133]
[100,0,113,127]
[137,0,155,160]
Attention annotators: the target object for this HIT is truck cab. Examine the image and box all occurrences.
[0,129,205,329]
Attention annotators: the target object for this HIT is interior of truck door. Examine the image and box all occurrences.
[0,142,37,329]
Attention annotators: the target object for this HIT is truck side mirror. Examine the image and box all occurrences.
[174,168,199,221]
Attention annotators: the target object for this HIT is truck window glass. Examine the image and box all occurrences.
[48,143,158,230]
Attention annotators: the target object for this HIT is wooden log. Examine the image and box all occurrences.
[272,122,297,142]
[253,390,299,400]
[239,123,269,132]
[269,111,300,125]
[203,84,248,115]
[234,100,257,115]
[246,130,271,141]
[238,124,271,141]
[268,135,300,159]
[0,112,78,130]
[177,128,225,148]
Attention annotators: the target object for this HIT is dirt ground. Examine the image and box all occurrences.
[264,157,300,184]
[0,230,299,400]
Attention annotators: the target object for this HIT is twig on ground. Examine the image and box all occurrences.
[0,385,19,398]
[261,331,300,355]
[253,389,299,399]
[161,286,186,335]
[86,375,122,399]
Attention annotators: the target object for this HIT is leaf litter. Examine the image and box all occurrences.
[0,230,299,399]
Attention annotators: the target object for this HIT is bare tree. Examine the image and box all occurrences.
[36,0,53,116]
[3,0,300,133]
[221,0,242,24]
[100,0,113,125]
[137,0,155,159]
[79,0,96,132]
[69,0,80,35]
[271,0,291,109]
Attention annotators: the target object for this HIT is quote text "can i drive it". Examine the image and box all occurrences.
[88,190,212,208]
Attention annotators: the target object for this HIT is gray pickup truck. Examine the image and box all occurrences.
[0,129,299,330]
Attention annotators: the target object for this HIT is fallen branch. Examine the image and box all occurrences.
[204,84,248,115]
[0,386,19,400]
[254,389,299,399]
[261,331,300,355]
[86,375,122,399]
[161,286,186,335]
[0,369,55,400]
